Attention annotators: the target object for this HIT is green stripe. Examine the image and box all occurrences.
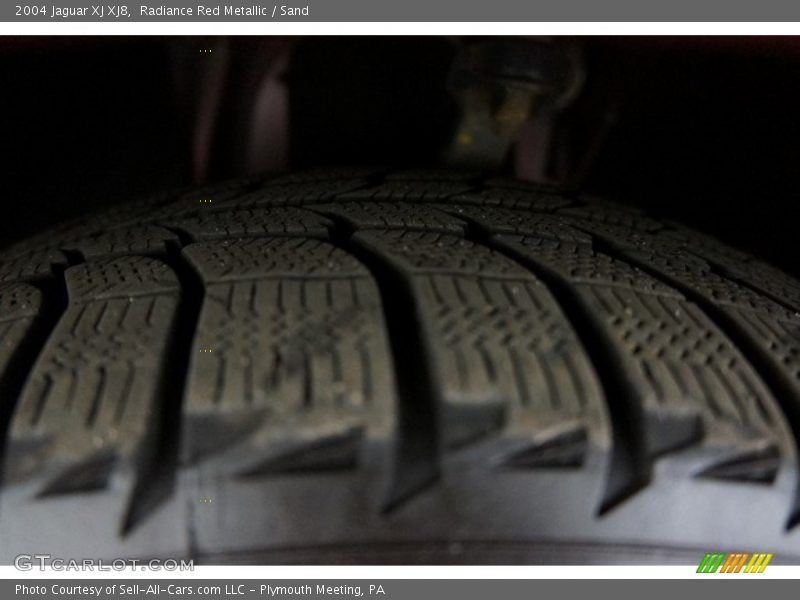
[697,554,713,573]
[698,553,725,573]
[709,553,726,573]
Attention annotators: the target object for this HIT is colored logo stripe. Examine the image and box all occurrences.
[697,552,773,573]
[697,553,725,573]
[745,553,773,573]
[720,553,749,573]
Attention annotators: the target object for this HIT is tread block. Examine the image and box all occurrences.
[181,237,396,553]
[168,207,331,241]
[338,180,474,201]
[481,216,795,490]
[1,256,185,553]
[65,256,180,301]
[353,229,609,465]
[311,202,466,233]
[182,237,392,448]
[0,283,45,432]
[0,282,43,321]
[0,250,69,283]
[558,202,664,232]
[443,204,592,242]
[7,192,186,256]
[583,225,800,393]
[497,234,680,297]
[598,227,795,317]
[355,229,537,278]
[716,258,800,314]
[575,223,800,497]
[217,179,371,208]
[59,226,178,260]
[5,257,179,483]
[184,237,367,282]
[1,225,177,268]
[452,188,572,211]
[661,226,800,314]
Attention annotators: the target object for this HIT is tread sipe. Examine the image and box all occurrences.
[1,170,799,564]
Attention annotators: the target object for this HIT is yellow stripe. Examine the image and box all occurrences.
[745,554,760,573]
[758,553,773,573]
[734,553,750,573]
[750,554,766,573]
[720,554,736,573]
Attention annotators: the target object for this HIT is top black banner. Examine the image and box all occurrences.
[5,0,800,21]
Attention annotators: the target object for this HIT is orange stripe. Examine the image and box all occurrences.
[720,554,736,573]
[734,553,750,573]
[725,552,742,573]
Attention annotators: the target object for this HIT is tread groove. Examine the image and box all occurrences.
[457,222,650,515]
[120,247,204,535]
[322,216,441,513]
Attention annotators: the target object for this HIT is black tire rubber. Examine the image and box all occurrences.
[1,169,800,564]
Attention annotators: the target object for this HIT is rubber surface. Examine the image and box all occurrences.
[1,169,799,564]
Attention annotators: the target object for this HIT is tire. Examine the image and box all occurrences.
[1,169,799,565]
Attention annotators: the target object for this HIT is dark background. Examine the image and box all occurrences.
[1,37,798,275]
